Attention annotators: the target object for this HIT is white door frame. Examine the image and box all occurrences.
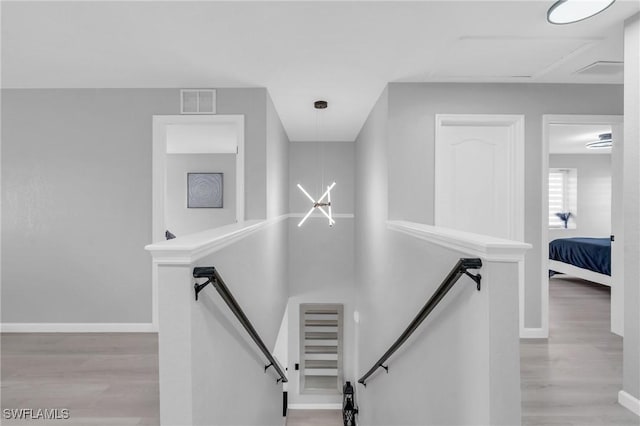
[435,114,526,334]
[150,114,244,328]
[152,114,245,242]
[541,114,623,338]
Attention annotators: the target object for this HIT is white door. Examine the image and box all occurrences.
[610,122,624,336]
[435,114,524,241]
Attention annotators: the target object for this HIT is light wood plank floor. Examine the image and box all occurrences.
[285,409,342,426]
[521,276,639,426]
[2,279,638,425]
[1,333,159,425]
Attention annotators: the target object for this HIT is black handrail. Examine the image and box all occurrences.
[357,258,482,386]
[193,266,288,384]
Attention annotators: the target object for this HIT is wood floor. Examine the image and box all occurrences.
[1,333,159,425]
[520,276,639,426]
[285,409,342,426]
[1,278,637,425]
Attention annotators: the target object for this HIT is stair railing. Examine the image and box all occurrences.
[357,258,482,386]
[193,266,288,384]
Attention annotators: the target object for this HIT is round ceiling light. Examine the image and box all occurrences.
[586,132,612,149]
[547,0,616,25]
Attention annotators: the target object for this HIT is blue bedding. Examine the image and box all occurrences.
[549,237,611,276]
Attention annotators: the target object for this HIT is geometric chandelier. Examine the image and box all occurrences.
[297,182,336,227]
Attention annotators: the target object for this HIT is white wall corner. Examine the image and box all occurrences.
[619,390,640,416]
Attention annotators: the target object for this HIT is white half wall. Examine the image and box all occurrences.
[148,218,289,426]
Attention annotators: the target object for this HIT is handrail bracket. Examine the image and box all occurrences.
[193,266,217,301]
[463,270,482,291]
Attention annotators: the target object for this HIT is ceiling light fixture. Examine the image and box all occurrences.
[586,132,612,149]
[297,182,336,227]
[297,100,336,228]
[547,0,616,25]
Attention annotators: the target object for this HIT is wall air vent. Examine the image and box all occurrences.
[181,89,216,114]
[575,61,623,76]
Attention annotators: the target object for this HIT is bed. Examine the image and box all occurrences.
[549,237,611,286]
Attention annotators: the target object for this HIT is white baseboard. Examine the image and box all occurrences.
[520,327,548,339]
[0,323,157,333]
[619,390,640,416]
[288,403,342,410]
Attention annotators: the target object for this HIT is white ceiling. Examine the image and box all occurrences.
[549,123,613,154]
[2,1,638,141]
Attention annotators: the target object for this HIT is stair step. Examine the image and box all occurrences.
[304,339,337,346]
[304,326,337,333]
[304,368,338,376]
[305,346,338,354]
[305,332,338,340]
[305,314,339,321]
[305,360,338,369]
[304,376,339,391]
[305,320,338,327]
[304,353,338,361]
[305,309,339,315]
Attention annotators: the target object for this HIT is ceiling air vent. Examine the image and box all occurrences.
[575,61,623,76]
[181,89,216,114]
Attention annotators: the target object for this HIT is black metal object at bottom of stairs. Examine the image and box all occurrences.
[342,381,358,426]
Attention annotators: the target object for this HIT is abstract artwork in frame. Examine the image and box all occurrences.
[187,173,223,208]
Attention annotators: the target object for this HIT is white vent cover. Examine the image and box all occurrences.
[575,61,623,76]
[181,89,216,114]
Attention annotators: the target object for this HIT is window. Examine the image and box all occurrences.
[549,168,577,229]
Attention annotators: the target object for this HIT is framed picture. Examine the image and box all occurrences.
[187,173,223,208]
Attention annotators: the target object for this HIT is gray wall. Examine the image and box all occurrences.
[166,154,236,236]
[266,93,290,219]
[1,87,270,324]
[386,83,623,329]
[289,142,355,215]
[215,88,269,221]
[1,89,176,323]
[287,141,355,405]
[549,154,611,241]
[354,88,521,425]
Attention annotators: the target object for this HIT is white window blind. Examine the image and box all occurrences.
[549,168,577,228]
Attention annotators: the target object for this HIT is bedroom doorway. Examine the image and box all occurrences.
[542,115,624,337]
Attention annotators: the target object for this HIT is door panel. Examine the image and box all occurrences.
[611,123,624,336]
[435,115,524,241]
